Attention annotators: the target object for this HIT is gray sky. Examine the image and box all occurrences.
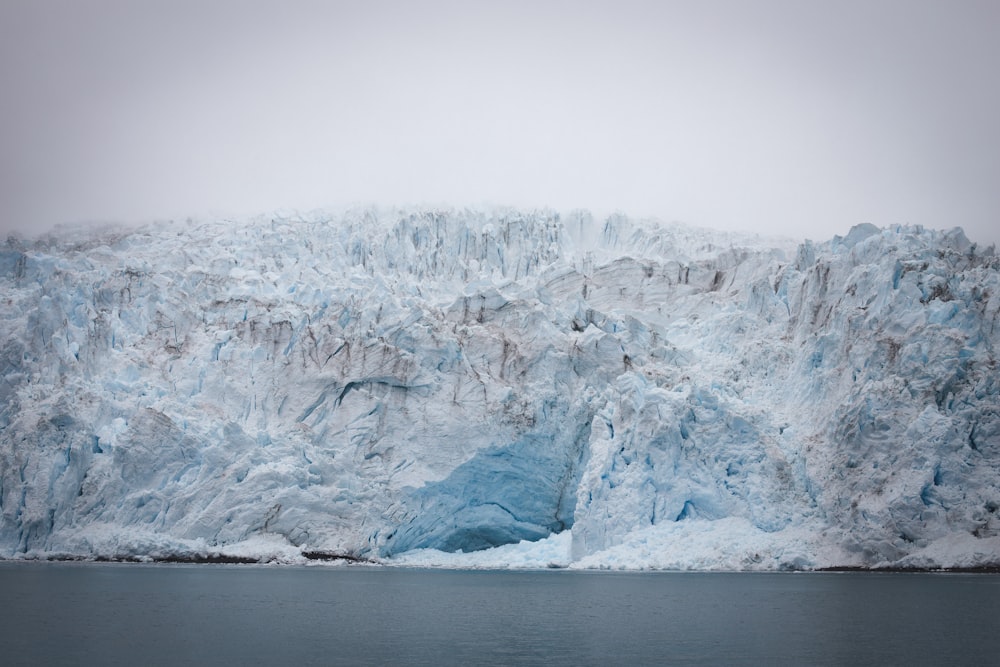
[2,0,998,244]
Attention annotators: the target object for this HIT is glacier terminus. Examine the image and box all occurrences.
[1,208,998,570]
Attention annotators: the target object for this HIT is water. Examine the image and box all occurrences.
[1,563,997,666]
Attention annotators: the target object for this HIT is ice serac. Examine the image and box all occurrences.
[1,209,998,570]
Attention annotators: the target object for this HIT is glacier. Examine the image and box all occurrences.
[1,208,998,570]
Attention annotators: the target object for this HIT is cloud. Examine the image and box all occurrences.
[1,0,998,245]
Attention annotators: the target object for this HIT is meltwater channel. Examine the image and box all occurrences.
[2,563,998,666]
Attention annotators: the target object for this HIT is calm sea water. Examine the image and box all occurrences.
[1,563,997,666]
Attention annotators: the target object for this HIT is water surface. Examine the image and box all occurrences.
[1,563,997,666]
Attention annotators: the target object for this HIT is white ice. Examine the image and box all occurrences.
[1,207,997,570]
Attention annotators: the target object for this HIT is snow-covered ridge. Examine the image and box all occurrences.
[1,208,997,570]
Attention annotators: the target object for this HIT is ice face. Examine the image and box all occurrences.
[1,210,997,569]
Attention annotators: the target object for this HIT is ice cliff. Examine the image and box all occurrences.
[1,208,998,569]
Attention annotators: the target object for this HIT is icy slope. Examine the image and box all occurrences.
[1,209,997,569]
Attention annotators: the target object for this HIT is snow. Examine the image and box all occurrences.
[388,519,842,571]
[1,208,998,570]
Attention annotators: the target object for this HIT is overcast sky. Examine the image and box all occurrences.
[1,0,998,244]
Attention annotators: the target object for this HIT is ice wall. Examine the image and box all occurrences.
[1,208,997,568]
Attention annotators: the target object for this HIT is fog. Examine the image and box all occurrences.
[2,0,998,244]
